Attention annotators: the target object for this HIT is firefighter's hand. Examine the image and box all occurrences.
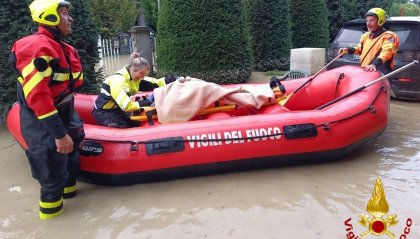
[147,93,155,104]
[339,48,348,55]
[177,76,197,83]
[136,93,155,107]
[56,134,74,154]
[164,75,177,85]
[363,64,377,72]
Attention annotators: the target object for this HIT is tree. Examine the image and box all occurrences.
[0,0,100,121]
[249,0,291,71]
[389,2,420,16]
[290,0,329,49]
[327,0,397,41]
[157,0,253,84]
[139,0,159,32]
[66,0,101,94]
[0,0,32,121]
[88,0,138,38]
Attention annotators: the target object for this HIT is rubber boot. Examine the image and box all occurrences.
[63,180,77,199]
[39,196,63,219]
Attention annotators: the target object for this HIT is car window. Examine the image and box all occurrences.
[335,25,364,43]
[336,23,418,45]
[387,24,418,44]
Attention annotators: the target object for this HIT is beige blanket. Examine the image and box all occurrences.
[153,78,275,123]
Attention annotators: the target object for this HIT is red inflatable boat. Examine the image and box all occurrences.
[7,65,390,185]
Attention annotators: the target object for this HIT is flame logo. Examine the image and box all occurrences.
[359,177,398,238]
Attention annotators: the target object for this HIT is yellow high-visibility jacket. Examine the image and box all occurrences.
[95,67,166,112]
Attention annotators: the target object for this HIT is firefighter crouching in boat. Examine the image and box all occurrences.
[9,0,84,219]
[339,8,399,74]
[92,52,177,128]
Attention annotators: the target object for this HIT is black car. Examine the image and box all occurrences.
[328,16,420,100]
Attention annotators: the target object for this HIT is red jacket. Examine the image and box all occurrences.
[10,26,83,138]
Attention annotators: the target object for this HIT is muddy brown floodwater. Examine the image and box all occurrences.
[1,59,419,238]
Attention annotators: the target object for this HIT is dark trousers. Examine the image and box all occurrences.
[92,108,139,128]
[20,106,83,202]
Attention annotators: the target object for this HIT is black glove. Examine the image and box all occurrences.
[165,75,177,84]
[269,76,286,94]
[137,97,152,107]
[147,93,154,104]
[269,76,280,89]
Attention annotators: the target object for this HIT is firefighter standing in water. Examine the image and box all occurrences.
[339,8,399,74]
[9,0,84,219]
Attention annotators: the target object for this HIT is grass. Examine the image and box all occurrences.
[264,70,286,77]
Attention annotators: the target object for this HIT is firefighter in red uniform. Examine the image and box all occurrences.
[9,0,84,219]
[339,8,399,74]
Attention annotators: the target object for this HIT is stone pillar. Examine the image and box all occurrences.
[130,26,153,74]
[290,48,326,75]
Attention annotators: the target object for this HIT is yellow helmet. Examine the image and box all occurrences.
[365,8,388,26]
[29,0,71,26]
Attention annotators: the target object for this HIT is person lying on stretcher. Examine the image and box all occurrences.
[92,52,176,128]
[130,75,287,125]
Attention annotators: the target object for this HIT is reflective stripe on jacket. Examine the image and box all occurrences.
[94,67,167,112]
[354,30,399,68]
[10,25,83,120]
[10,26,83,139]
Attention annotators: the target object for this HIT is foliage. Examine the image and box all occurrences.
[0,0,32,121]
[290,0,329,49]
[389,2,420,16]
[327,0,397,41]
[0,0,100,121]
[139,0,159,32]
[88,0,138,38]
[66,0,101,94]
[156,0,253,84]
[249,0,291,71]
[264,70,286,77]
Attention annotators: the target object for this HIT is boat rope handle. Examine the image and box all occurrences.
[291,52,345,95]
[278,52,346,106]
[84,85,384,145]
[317,60,418,110]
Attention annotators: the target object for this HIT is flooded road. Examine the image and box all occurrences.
[99,54,133,77]
[1,100,419,238]
[1,57,419,238]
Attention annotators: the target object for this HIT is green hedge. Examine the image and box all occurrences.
[290,0,329,49]
[156,0,253,84]
[249,0,291,71]
[0,1,32,122]
[139,0,159,32]
[66,0,101,94]
[0,0,100,122]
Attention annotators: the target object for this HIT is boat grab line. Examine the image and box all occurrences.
[83,87,382,145]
